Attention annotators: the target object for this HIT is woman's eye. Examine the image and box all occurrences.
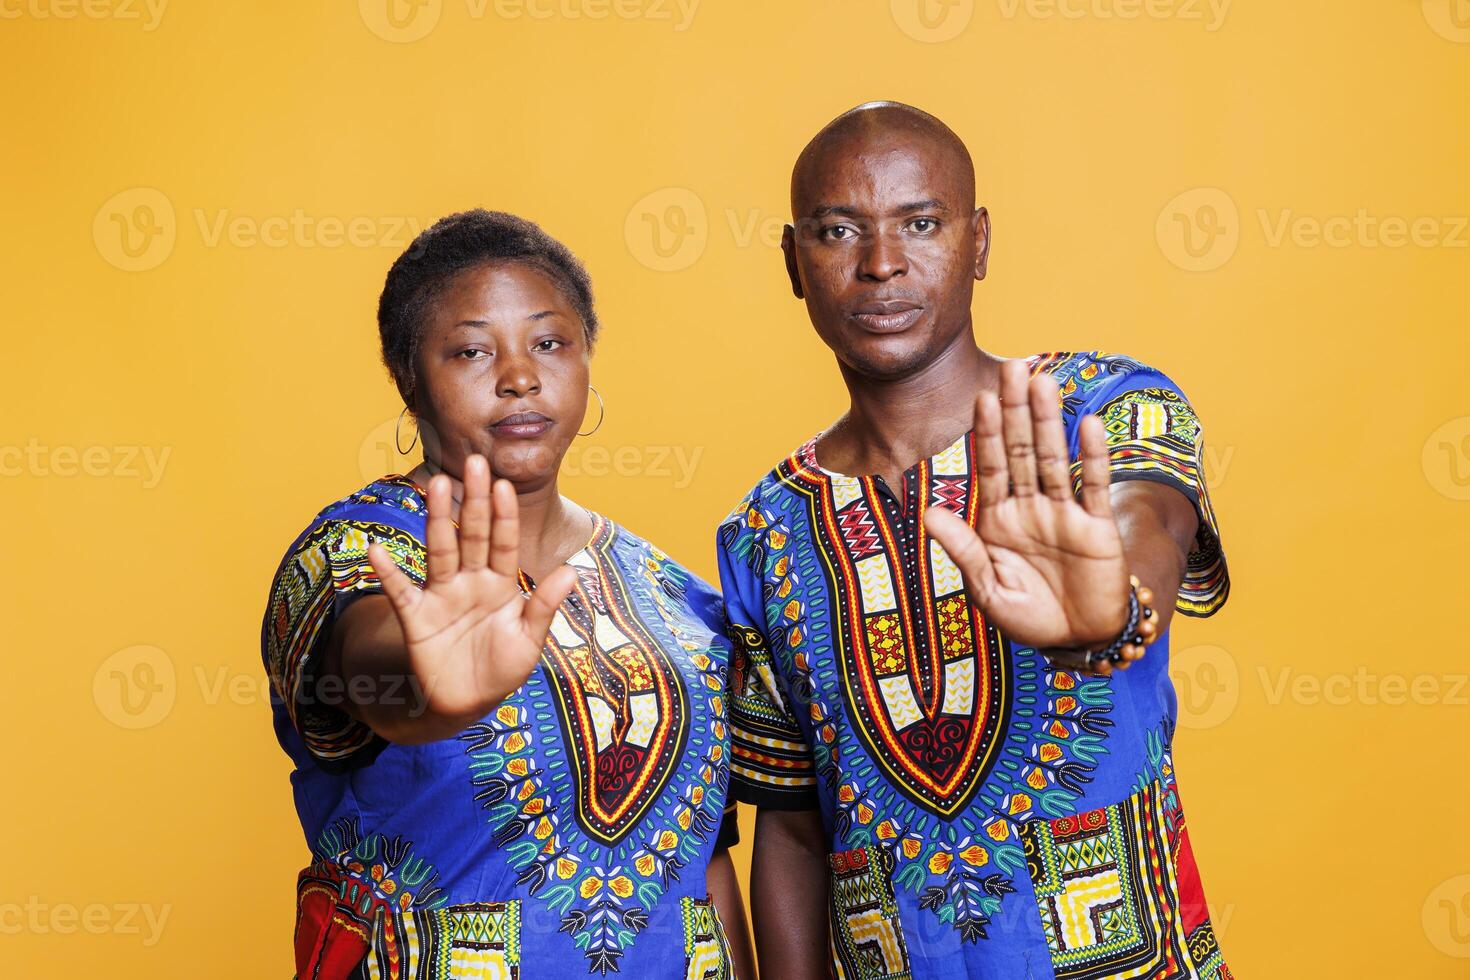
[459,349,488,360]
[533,339,564,352]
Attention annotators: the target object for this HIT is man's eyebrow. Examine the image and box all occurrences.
[808,200,951,219]
[810,203,865,219]
[893,199,949,215]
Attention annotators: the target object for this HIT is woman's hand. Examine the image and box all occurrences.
[924,360,1136,674]
[366,453,578,729]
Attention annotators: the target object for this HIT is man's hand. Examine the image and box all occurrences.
[924,360,1136,672]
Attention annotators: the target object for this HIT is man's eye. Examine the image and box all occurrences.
[823,225,856,242]
[909,218,938,234]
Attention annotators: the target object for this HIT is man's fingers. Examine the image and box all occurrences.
[1043,646,1147,678]
[973,391,1009,508]
[424,473,460,585]
[1000,359,1039,496]
[368,541,421,616]
[459,455,492,571]
[923,508,997,607]
[1077,415,1114,518]
[1030,374,1072,501]
[489,479,520,577]
[524,563,578,642]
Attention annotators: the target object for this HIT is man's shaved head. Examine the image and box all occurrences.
[791,102,976,218]
[780,102,990,381]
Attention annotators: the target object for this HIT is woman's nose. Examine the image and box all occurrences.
[495,353,541,398]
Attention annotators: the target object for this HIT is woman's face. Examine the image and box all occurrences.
[410,260,590,492]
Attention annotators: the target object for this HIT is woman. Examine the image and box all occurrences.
[261,210,754,979]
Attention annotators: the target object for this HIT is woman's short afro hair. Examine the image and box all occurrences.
[377,209,598,405]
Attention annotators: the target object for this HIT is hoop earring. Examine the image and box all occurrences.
[579,386,605,437]
[395,406,419,454]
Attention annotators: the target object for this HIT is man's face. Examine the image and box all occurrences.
[784,130,987,380]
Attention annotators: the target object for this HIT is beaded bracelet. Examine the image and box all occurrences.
[1086,575,1158,668]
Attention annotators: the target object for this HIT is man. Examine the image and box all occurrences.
[718,102,1232,979]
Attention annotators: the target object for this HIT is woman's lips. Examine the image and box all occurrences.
[490,412,554,438]
[849,303,924,333]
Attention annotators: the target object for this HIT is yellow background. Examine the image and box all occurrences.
[4,0,1469,975]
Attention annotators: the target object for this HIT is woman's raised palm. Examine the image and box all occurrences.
[366,455,578,725]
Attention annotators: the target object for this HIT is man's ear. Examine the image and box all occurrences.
[781,224,805,299]
[973,207,992,282]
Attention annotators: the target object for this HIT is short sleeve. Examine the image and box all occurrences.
[717,505,821,811]
[263,517,426,767]
[1075,364,1229,617]
[714,801,741,852]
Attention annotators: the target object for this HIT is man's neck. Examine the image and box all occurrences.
[820,335,1004,483]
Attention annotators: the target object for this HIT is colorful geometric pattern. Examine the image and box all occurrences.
[458,518,731,975]
[355,901,522,979]
[680,895,733,980]
[722,475,1116,944]
[1021,779,1227,979]
[538,534,691,845]
[265,477,737,979]
[1042,354,1229,617]
[726,620,818,800]
[829,847,912,980]
[718,352,1232,973]
[265,499,426,764]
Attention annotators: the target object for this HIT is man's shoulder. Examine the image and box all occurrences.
[717,437,834,552]
[1028,350,1183,415]
[1028,350,1162,385]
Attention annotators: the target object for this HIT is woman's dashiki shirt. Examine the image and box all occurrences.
[263,476,738,979]
[720,353,1233,980]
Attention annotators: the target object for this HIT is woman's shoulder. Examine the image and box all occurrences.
[275,474,429,566]
[299,474,428,533]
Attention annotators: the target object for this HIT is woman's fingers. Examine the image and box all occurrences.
[924,508,997,608]
[1000,359,1039,496]
[424,473,460,586]
[1030,374,1072,501]
[1077,415,1115,519]
[523,563,578,643]
[973,391,1009,508]
[368,541,421,617]
[458,455,492,572]
[488,479,520,578]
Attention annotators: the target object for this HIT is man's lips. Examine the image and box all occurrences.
[489,412,554,438]
[848,301,924,333]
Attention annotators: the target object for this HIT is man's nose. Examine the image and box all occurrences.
[856,230,908,282]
